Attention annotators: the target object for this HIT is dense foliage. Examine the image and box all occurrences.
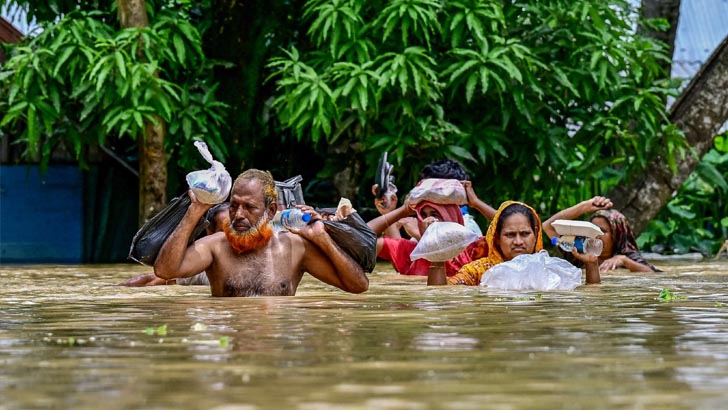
[267,0,684,215]
[1,0,725,255]
[0,0,227,173]
[639,135,728,255]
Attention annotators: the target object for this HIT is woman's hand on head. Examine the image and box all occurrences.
[460,180,479,207]
[583,196,613,213]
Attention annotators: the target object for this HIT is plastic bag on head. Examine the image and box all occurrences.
[410,221,480,262]
[406,179,467,206]
[480,250,582,291]
[186,141,232,204]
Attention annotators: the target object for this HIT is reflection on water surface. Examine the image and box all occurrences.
[1,261,727,409]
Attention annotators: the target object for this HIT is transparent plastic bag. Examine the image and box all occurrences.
[480,250,582,291]
[406,178,467,206]
[410,222,480,262]
[185,141,232,204]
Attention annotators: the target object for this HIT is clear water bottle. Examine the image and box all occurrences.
[461,206,483,236]
[271,208,312,230]
[551,235,603,256]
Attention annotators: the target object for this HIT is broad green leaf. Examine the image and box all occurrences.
[173,34,186,64]
[115,52,127,79]
[27,105,38,156]
[448,145,476,162]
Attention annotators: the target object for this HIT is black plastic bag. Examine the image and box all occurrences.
[321,212,377,273]
[128,195,208,266]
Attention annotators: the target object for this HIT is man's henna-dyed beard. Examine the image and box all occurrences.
[223,215,274,254]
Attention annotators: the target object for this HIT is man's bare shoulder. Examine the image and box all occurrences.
[271,230,306,249]
[199,231,227,245]
[196,232,231,255]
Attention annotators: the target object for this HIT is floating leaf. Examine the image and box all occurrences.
[657,288,686,302]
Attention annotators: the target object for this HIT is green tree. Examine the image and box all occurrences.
[267,0,683,213]
[0,0,228,223]
[638,133,728,255]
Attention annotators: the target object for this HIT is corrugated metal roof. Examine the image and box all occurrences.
[0,3,37,37]
[672,0,728,79]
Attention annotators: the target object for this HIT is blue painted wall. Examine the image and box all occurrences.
[0,166,83,263]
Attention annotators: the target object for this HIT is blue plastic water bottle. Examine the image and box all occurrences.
[273,208,312,230]
[551,235,603,256]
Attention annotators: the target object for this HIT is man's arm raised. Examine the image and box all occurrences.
[291,220,369,294]
[154,191,215,280]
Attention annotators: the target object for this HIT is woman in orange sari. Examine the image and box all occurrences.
[448,201,544,286]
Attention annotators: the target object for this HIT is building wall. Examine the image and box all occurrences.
[0,166,83,263]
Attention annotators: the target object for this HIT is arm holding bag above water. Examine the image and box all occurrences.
[128,195,209,266]
[410,222,480,262]
[186,141,232,204]
[321,212,378,273]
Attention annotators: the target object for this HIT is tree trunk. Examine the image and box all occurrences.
[118,0,168,224]
[639,0,681,76]
[609,35,728,234]
[328,140,363,200]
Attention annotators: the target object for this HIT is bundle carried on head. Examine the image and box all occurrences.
[406,178,467,206]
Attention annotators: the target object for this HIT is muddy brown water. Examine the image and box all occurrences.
[1,260,727,409]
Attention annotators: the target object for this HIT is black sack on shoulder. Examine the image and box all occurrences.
[321,212,377,273]
[128,195,209,266]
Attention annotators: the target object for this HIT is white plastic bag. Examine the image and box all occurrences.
[406,178,468,206]
[480,250,582,291]
[186,141,232,204]
[410,221,480,262]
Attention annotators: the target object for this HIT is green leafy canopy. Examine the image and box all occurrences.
[0,2,228,172]
[266,0,684,209]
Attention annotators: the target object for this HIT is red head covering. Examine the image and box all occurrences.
[414,200,464,234]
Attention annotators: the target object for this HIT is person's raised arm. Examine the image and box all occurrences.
[542,196,613,239]
[154,191,215,280]
[571,249,601,284]
[367,204,414,236]
[292,220,369,293]
[368,204,415,254]
[460,181,496,221]
[372,184,402,239]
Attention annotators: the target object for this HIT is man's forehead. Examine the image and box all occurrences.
[232,179,265,199]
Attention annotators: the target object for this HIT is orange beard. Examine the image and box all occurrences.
[223,216,274,254]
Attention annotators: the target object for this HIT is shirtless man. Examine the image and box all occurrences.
[120,202,229,287]
[154,169,369,297]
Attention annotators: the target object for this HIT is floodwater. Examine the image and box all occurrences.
[1,260,728,410]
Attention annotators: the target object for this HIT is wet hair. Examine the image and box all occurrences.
[205,202,230,227]
[234,169,278,207]
[420,159,469,181]
[496,203,538,236]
